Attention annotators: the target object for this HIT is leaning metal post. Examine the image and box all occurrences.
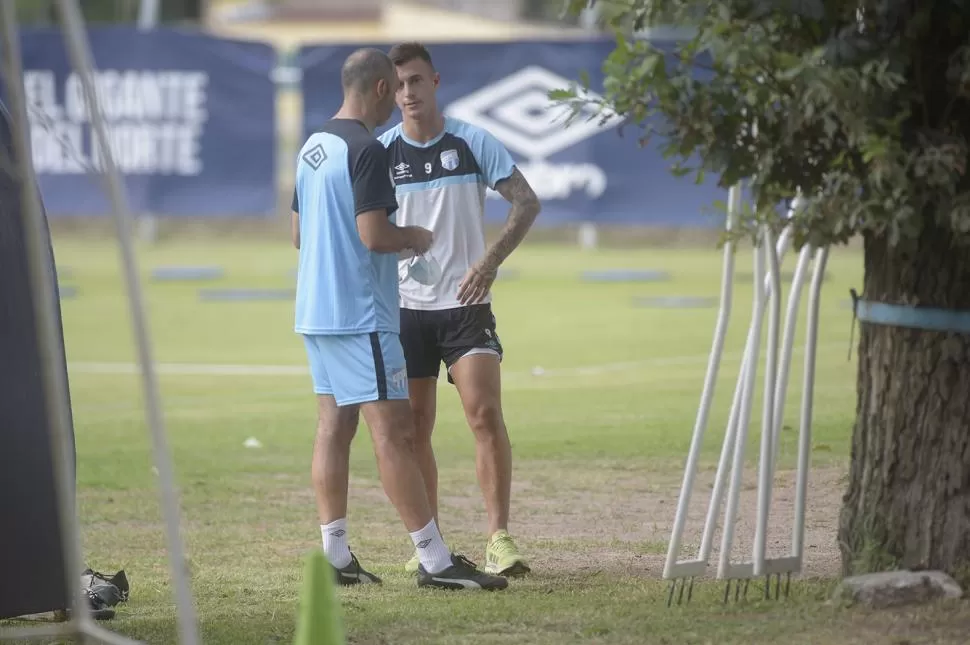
[61,1,200,643]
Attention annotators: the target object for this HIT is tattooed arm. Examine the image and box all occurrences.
[457,167,541,305]
[483,167,542,270]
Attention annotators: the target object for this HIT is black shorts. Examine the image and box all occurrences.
[400,303,503,383]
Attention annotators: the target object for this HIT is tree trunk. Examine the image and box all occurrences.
[839,222,970,579]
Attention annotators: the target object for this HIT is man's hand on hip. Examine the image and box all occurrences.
[457,260,497,305]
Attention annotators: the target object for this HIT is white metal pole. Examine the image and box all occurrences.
[697,223,791,564]
[697,356,743,562]
[663,183,739,578]
[770,245,814,468]
[792,247,828,559]
[576,0,599,251]
[137,0,160,242]
[717,226,766,579]
[54,2,200,644]
[753,226,780,576]
[137,0,160,30]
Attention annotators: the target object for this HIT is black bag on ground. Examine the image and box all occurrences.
[81,568,130,621]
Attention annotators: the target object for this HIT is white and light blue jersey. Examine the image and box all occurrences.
[378,117,515,311]
[292,118,400,335]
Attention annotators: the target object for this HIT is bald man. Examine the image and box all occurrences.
[290,48,508,591]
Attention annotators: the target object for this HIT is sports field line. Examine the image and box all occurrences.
[67,341,845,379]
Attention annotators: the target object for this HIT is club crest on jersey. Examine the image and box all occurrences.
[440,149,459,171]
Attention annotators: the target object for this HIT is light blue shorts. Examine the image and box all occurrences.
[302,332,409,406]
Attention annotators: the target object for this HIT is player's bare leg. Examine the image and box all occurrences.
[450,353,530,576]
[409,378,440,520]
[450,354,510,532]
[312,395,380,585]
[403,377,440,573]
[361,397,508,590]
[312,396,359,525]
[360,398,437,530]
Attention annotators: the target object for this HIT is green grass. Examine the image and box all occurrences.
[5,236,969,644]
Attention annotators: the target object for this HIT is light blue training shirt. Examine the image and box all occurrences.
[292,118,400,334]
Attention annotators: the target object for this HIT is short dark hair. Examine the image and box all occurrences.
[388,42,434,69]
[341,47,393,93]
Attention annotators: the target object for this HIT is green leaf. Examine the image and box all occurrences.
[638,53,661,78]
[547,88,577,101]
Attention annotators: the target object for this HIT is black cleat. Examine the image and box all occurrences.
[332,553,382,586]
[417,554,509,591]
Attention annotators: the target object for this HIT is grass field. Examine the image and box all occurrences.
[6,236,969,644]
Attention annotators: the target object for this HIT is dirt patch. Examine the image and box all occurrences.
[294,458,848,580]
[503,459,846,579]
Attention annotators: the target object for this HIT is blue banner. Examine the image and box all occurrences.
[298,40,732,228]
[17,27,277,217]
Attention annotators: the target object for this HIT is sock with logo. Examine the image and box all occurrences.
[409,518,452,574]
[321,518,352,569]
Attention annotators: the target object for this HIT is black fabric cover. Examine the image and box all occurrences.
[0,97,77,620]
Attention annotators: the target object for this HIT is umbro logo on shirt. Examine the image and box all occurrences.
[393,162,412,181]
[302,144,327,170]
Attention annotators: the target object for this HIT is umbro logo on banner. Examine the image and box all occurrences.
[444,66,624,161]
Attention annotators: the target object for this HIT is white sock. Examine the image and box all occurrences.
[321,518,352,569]
[409,518,452,574]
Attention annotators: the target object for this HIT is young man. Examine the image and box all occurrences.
[290,47,508,591]
[379,42,542,577]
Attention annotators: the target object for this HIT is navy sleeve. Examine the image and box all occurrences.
[459,123,516,189]
[291,186,298,212]
[352,140,398,217]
